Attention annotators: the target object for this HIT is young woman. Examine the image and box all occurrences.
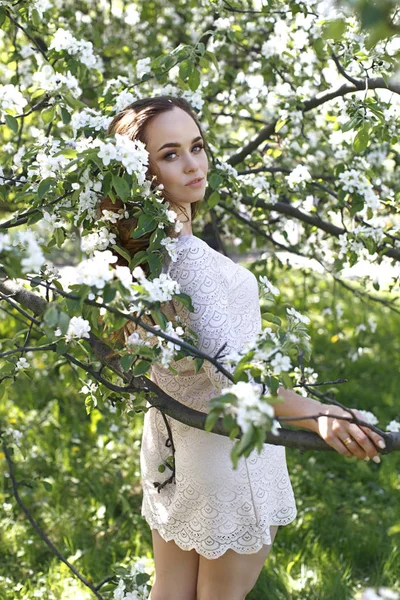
[101,96,386,600]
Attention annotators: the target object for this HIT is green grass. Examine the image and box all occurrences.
[1,266,399,600]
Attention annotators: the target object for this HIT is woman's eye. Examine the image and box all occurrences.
[164,144,204,160]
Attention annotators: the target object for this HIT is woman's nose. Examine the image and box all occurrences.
[183,153,199,171]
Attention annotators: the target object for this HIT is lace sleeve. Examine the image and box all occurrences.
[169,239,263,394]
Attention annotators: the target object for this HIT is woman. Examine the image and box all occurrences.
[101,96,385,600]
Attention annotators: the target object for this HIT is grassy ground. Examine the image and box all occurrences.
[1,266,399,600]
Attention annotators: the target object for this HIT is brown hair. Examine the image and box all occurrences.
[98,95,210,271]
[98,95,210,350]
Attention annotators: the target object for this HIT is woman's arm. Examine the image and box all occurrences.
[276,385,386,462]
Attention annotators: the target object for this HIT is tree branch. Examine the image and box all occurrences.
[1,278,398,453]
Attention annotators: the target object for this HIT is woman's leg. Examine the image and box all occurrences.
[196,526,279,600]
[149,529,200,600]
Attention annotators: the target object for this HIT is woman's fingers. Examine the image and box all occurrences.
[346,424,380,460]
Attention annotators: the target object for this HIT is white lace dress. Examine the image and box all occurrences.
[139,234,297,559]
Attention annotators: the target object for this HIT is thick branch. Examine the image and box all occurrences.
[1,278,399,453]
[228,76,400,166]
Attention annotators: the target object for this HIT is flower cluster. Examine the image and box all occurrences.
[10,230,46,273]
[65,316,91,342]
[74,250,117,289]
[132,267,181,303]
[338,169,380,211]
[49,28,103,70]
[259,275,280,297]
[0,84,27,118]
[286,165,312,189]
[113,558,151,600]
[92,133,149,182]
[136,57,151,79]
[71,107,113,136]
[32,65,82,97]
[220,380,275,435]
[81,227,117,254]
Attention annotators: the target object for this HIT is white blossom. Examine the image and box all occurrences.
[16,357,30,370]
[386,420,400,433]
[49,28,102,70]
[71,107,113,136]
[114,265,133,289]
[92,134,149,183]
[66,316,91,342]
[81,228,117,254]
[338,169,380,211]
[287,307,310,325]
[160,237,179,262]
[259,275,280,296]
[126,332,147,347]
[136,57,151,78]
[215,161,238,178]
[287,164,312,189]
[74,250,118,289]
[80,380,98,395]
[113,579,126,600]
[32,65,82,97]
[12,230,46,274]
[0,233,12,252]
[29,0,52,18]
[270,352,292,374]
[166,209,178,223]
[221,380,274,434]
[357,409,379,426]
[0,84,27,117]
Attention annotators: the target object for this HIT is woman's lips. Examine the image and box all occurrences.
[186,178,205,187]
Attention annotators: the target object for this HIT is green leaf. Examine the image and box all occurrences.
[188,68,200,91]
[179,60,193,81]
[37,178,56,201]
[209,173,222,190]
[204,50,219,71]
[205,409,220,432]
[322,19,347,40]
[41,480,53,492]
[132,360,151,376]
[147,251,162,276]
[54,228,65,248]
[5,114,18,134]
[60,106,71,125]
[174,292,194,312]
[353,124,370,153]
[55,340,68,355]
[151,308,168,329]
[207,190,220,209]
[41,107,55,124]
[112,174,130,201]
[193,357,204,373]
[262,312,282,326]
[121,354,135,372]
[111,244,131,263]
[44,305,59,328]
[235,424,255,455]
[130,214,156,238]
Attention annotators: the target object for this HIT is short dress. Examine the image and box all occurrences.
[138,234,297,559]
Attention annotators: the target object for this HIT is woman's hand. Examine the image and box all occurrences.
[316,404,386,463]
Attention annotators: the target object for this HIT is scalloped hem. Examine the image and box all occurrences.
[142,509,297,560]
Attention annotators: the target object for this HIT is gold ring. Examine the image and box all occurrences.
[343,437,354,446]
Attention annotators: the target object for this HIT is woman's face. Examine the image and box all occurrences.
[144,106,209,211]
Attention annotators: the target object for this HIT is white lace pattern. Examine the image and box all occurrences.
[139,235,297,559]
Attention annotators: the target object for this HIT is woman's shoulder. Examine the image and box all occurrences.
[166,234,220,276]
